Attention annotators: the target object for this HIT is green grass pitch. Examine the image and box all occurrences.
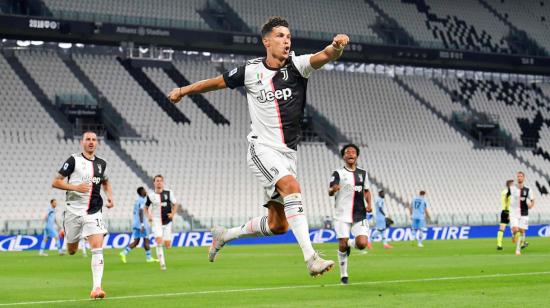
[1,238,549,307]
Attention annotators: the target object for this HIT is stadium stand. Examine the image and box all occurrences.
[41,0,210,30]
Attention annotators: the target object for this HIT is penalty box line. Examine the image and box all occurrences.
[2,271,550,306]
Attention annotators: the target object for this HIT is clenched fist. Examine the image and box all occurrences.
[332,34,350,50]
[168,87,186,104]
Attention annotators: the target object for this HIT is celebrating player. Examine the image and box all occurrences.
[168,16,348,276]
[370,190,393,249]
[496,180,513,250]
[410,191,430,247]
[328,144,372,284]
[144,175,179,270]
[51,131,114,299]
[509,171,534,256]
[120,186,157,263]
[38,199,63,256]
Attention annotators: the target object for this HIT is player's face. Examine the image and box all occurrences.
[517,172,524,185]
[51,200,57,208]
[81,132,97,154]
[139,189,147,197]
[154,177,164,191]
[343,147,357,166]
[263,26,291,61]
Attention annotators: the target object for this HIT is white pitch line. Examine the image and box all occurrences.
[2,271,550,306]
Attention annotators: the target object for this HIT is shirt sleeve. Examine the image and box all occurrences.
[58,156,75,177]
[101,162,109,182]
[528,189,535,202]
[170,191,178,205]
[145,195,152,207]
[329,171,340,187]
[292,54,315,78]
[222,65,246,89]
[363,172,370,191]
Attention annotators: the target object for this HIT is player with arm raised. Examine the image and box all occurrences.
[168,16,348,276]
[51,131,114,299]
[328,144,372,285]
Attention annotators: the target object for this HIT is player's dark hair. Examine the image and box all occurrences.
[517,171,525,176]
[420,190,426,196]
[153,174,163,182]
[81,131,97,140]
[50,199,56,204]
[261,16,289,37]
[378,190,385,197]
[340,143,360,157]
[137,186,146,195]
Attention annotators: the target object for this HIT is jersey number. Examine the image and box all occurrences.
[414,201,422,209]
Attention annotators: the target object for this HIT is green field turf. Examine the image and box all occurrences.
[1,238,549,307]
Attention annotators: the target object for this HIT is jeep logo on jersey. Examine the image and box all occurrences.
[257,88,292,103]
[91,177,101,184]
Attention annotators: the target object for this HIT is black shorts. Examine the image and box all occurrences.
[500,210,510,224]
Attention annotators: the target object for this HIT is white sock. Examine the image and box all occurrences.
[520,234,526,244]
[156,244,166,267]
[224,216,273,242]
[347,238,356,250]
[382,231,388,245]
[516,232,522,252]
[284,193,315,261]
[417,230,423,244]
[81,239,87,255]
[337,250,348,278]
[91,248,104,289]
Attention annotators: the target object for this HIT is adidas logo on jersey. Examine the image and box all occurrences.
[257,88,292,103]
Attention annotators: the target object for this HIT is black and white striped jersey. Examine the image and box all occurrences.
[146,190,177,225]
[223,52,314,152]
[58,153,109,216]
[329,167,370,223]
[509,185,534,217]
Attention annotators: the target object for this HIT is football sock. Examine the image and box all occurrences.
[382,231,389,245]
[156,244,166,267]
[55,237,62,251]
[337,250,348,278]
[497,230,504,247]
[91,248,104,289]
[284,193,315,261]
[224,216,273,241]
[520,234,526,246]
[515,232,521,251]
[145,249,152,259]
[39,238,47,251]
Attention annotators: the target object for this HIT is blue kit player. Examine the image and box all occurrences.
[120,187,156,263]
[410,191,430,247]
[370,190,393,249]
[38,199,63,256]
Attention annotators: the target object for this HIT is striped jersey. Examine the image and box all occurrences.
[509,185,534,217]
[329,167,370,223]
[223,52,314,152]
[146,190,177,225]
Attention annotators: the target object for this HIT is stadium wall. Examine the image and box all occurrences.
[2,225,549,251]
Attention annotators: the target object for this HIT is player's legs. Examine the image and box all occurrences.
[120,234,141,263]
[82,212,108,298]
[64,212,84,255]
[143,237,155,262]
[496,223,506,249]
[163,223,172,248]
[335,221,351,283]
[39,235,50,256]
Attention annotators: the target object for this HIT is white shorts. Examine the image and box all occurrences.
[247,141,297,205]
[63,210,107,244]
[334,219,370,239]
[510,216,529,230]
[152,219,172,240]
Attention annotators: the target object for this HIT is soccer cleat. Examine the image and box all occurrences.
[521,242,529,250]
[497,246,503,251]
[160,264,167,271]
[90,287,106,299]
[146,257,159,263]
[417,243,424,248]
[38,251,48,256]
[119,252,127,264]
[208,227,227,262]
[383,244,393,249]
[340,276,349,285]
[515,250,521,256]
[306,252,334,277]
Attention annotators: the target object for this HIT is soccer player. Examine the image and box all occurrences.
[496,180,513,250]
[38,199,63,256]
[328,144,372,284]
[120,187,156,263]
[370,190,393,249]
[509,171,535,256]
[144,175,179,270]
[410,191,430,247]
[168,16,348,276]
[51,131,114,299]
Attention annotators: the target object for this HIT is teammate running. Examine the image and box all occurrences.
[410,191,430,247]
[120,186,157,263]
[509,171,534,256]
[496,180,513,250]
[328,144,372,284]
[168,16,348,276]
[144,175,179,270]
[38,199,63,256]
[52,131,114,299]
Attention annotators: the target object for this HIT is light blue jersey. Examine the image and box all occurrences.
[411,196,427,220]
[132,196,149,230]
[375,198,387,230]
[45,208,56,229]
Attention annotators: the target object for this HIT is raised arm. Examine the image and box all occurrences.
[310,34,350,70]
[168,75,227,104]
